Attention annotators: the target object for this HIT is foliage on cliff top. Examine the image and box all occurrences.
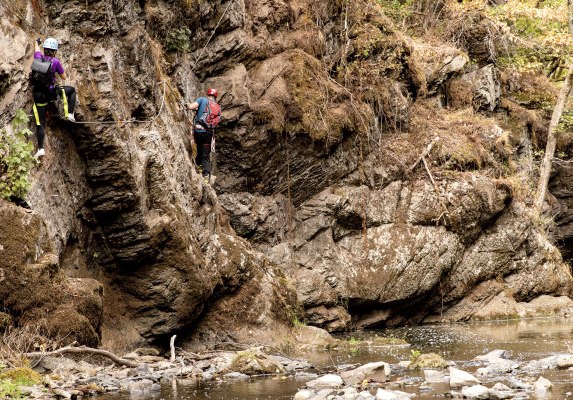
[441,0,572,76]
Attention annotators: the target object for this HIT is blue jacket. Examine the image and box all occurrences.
[194,97,209,133]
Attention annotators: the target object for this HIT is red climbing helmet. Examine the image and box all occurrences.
[206,88,218,98]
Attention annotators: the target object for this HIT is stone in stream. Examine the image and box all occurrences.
[423,369,446,383]
[128,379,161,393]
[490,382,515,399]
[341,387,359,398]
[223,372,249,380]
[475,357,515,376]
[356,391,376,400]
[449,367,480,388]
[534,376,552,395]
[474,349,510,362]
[557,355,573,369]
[306,373,344,389]
[507,377,532,390]
[341,361,390,384]
[409,352,449,369]
[461,384,490,399]
[374,388,414,399]
[293,388,314,400]
[35,356,79,373]
[525,354,573,370]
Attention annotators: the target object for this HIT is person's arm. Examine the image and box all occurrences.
[34,39,40,53]
[186,101,199,111]
[59,71,67,81]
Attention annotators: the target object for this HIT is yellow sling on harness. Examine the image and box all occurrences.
[60,87,69,118]
[32,88,69,124]
[32,103,47,126]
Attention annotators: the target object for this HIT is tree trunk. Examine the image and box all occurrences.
[534,68,573,211]
[534,0,573,212]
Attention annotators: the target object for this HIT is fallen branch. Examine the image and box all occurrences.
[25,346,141,368]
[422,156,449,222]
[408,136,440,173]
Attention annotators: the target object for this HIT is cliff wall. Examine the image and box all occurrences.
[1,0,572,350]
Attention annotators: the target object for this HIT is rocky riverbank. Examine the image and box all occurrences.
[12,319,573,400]
[293,350,566,400]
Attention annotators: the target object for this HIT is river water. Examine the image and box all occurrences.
[98,317,573,399]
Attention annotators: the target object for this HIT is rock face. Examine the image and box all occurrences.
[0,200,102,346]
[0,0,571,348]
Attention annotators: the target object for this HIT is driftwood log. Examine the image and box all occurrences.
[25,346,141,368]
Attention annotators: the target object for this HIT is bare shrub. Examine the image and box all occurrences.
[0,325,60,368]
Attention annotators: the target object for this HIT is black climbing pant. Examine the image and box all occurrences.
[194,130,214,177]
[32,85,76,149]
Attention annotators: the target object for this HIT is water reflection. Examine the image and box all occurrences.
[99,317,573,400]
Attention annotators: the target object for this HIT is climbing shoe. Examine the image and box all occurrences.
[34,148,45,157]
[67,113,76,122]
[202,175,210,184]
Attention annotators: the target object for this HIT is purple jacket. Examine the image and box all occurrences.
[34,51,65,89]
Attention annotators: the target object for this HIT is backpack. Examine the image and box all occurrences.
[198,100,221,131]
[30,57,53,88]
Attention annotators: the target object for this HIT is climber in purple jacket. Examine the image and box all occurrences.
[30,37,77,157]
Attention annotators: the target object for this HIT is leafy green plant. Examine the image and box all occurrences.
[0,109,35,201]
[292,316,307,328]
[347,337,361,346]
[380,0,415,24]
[165,27,192,53]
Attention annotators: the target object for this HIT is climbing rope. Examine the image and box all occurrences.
[71,80,168,125]
[25,1,230,127]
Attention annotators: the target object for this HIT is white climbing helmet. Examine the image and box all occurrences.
[43,38,59,50]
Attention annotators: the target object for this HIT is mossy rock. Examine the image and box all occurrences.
[0,367,42,387]
[408,352,449,370]
[229,349,285,375]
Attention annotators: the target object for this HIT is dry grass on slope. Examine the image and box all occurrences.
[385,100,513,177]
[252,49,373,144]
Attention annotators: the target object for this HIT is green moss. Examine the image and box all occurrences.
[0,367,42,399]
[370,336,409,345]
[408,352,449,370]
[0,367,42,386]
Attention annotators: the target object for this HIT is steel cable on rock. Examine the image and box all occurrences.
[26,1,230,127]
[71,80,168,125]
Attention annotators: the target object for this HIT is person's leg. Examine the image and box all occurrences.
[199,131,213,178]
[62,86,76,113]
[194,131,212,180]
[32,90,48,151]
[58,86,76,119]
[194,131,204,172]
